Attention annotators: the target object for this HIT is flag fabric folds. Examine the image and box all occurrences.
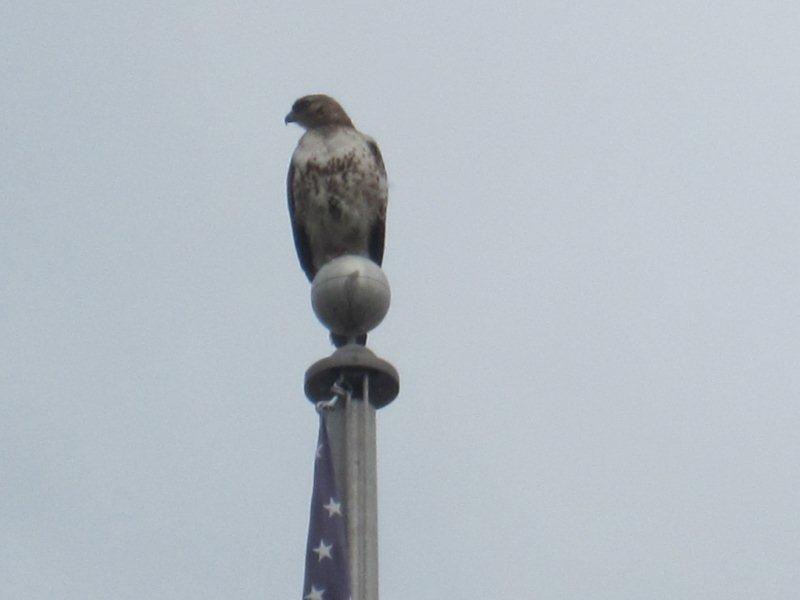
[302,415,351,600]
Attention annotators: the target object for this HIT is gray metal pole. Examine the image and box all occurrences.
[325,374,378,600]
[304,256,399,600]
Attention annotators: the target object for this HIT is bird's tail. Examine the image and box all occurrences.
[330,333,367,347]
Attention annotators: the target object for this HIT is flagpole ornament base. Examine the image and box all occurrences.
[305,345,399,409]
[306,254,398,408]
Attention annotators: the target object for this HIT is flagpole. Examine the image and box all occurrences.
[304,255,399,600]
[322,375,378,600]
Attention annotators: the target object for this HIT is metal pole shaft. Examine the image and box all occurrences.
[326,374,378,600]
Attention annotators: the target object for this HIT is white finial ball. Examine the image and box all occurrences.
[311,255,391,338]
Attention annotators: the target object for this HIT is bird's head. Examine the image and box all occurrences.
[285,94,354,130]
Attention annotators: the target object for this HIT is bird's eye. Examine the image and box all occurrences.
[294,99,310,112]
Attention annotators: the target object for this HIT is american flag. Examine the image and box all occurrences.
[302,416,351,600]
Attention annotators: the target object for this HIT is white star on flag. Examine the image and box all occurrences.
[313,539,333,561]
[323,498,342,518]
[304,585,324,600]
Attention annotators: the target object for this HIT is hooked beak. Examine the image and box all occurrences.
[284,111,296,125]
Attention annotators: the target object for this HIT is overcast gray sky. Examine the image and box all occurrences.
[2,2,799,599]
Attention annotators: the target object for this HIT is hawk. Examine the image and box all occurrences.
[285,94,388,346]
